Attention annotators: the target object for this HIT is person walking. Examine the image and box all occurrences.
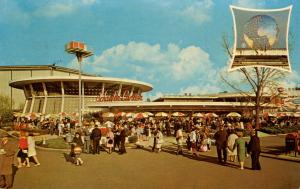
[214,125,228,164]
[17,133,30,168]
[176,126,183,155]
[119,126,127,154]
[232,131,247,169]
[27,133,41,167]
[113,125,121,152]
[227,130,238,162]
[90,124,101,154]
[0,133,17,189]
[83,125,91,154]
[106,128,114,154]
[152,129,158,152]
[155,128,163,153]
[247,130,261,170]
[190,128,198,156]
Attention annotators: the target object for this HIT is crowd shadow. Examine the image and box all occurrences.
[136,144,250,170]
[261,145,285,155]
[63,152,73,163]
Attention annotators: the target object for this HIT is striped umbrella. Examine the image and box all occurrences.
[226,112,241,118]
[205,113,218,118]
[144,112,154,117]
[192,113,204,117]
[126,112,135,118]
[115,112,126,117]
[155,112,169,117]
[172,112,185,117]
[134,113,148,119]
[102,112,115,118]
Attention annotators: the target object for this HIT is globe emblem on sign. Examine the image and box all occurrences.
[243,15,279,50]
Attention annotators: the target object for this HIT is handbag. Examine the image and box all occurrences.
[108,139,113,144]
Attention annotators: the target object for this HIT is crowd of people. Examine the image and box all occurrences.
[0,114,276,188]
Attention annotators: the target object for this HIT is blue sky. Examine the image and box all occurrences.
[0,0,299,99]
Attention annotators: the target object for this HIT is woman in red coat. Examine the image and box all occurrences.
[17,133,30,168]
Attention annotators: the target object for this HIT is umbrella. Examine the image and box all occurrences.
[155,112,169,117]
[30,112,40,120]
[192,113,204,117]
[276,113,287,118]
[263,112,276,117]
[104,121,114,128]
[172,112,185,117]
[13,112,22,117]
[59,112,67,117]
[126,112,135,118]
[205,113,218,118]
[226,112,241,118]
[102,112,115,118]
[134,113,148,119]
[144,112,154,117]
[115,112,126,117]
[292,113,300,118]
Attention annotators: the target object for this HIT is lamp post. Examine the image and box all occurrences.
[65,41,93,127]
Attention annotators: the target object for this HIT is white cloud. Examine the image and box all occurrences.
[0,0,97,26]
[35,3,75,18]
[171,46,211,80]
[180,84,221,95]
[144,91,164,101]
[83,42,215,81]
[66,41,223,96]
[234,0,266,8]
[180,0,214,24]
[34,0,96,18]
[279,71,300,88]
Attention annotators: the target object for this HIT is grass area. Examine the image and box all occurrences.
[36,138,70,149]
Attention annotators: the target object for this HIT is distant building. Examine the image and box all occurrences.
[3,65,299,116]
[0,65,96,110]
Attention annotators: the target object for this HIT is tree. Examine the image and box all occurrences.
[221,35,287,129]
[0,95,14,125]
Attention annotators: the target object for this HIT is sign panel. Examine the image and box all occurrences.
[229,6,292,72]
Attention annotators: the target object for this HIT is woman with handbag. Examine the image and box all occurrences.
[106,128,114,154]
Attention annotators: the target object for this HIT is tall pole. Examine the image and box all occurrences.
[66,41,93,128]
[77,53,82,127]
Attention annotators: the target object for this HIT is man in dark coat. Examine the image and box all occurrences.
[90,125,101,154]
[214,125,228,164]
[247,130,261,170]
[119,126,127,154]
[0,133,17,189]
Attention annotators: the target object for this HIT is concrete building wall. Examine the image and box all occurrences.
[0,67,82,110]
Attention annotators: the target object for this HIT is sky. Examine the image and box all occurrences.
[0,0,299,100]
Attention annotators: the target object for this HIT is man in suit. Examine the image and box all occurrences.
[90,124,101,154]
[247,130,261,170]
[214,125,228,164]
[0,133,17,189]
[119,126,127,154]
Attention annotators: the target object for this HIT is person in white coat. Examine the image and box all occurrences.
[227,130,238,162]
[27,133,41,166]
[176,127,183,155]
[155,128,163,152]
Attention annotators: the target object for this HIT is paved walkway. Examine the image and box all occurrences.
[12,136,300,189]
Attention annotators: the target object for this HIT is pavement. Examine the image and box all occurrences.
[10,134,300,189]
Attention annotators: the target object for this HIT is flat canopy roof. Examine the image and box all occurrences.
[9,76,153,92]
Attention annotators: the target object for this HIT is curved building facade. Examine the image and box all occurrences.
[9,75,152,114]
